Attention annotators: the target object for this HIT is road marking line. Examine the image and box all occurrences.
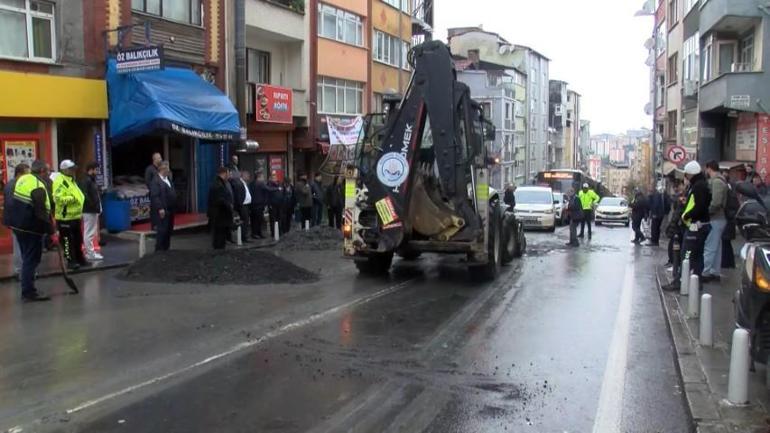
[592,263,634,433]
[64,279,415,415]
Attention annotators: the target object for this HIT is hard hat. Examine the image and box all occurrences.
[59,159,76,170]
[582,183,589,188]
[684,161,701,175]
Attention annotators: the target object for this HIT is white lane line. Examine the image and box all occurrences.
[65,279,414,415]
[592,263,634,433]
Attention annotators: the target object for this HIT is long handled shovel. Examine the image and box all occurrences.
[52,230,79,294]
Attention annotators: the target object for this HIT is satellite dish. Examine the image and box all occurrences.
[644,38,655,50]
[499,45,508,55]
[644,103,653,115]
[645,53,655,66]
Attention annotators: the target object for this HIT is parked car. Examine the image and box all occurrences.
[595,196,630,226]
[553,192,567,225]
[514,186,557,232]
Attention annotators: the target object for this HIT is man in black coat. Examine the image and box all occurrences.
[208,167,234,249]
[149,161,177,252]
[566,188,583,247]
[310,173,325,226]
[80,162,103,260]
[249,171,268,239]
[647,186,670,246]
[630,189,649,244]
[229,170,249,244]
[266,172,283,238]
[144,152,162,189]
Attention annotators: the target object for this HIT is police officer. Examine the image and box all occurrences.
[7,160,55,302]
[577,183,600,239]
[53,160,87,270]
[663,161,711,291]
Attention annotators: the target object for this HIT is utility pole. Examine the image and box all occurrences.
[235,0,246,148]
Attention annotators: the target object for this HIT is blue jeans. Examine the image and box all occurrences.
[704,218,726,276]
[16,230,43,298]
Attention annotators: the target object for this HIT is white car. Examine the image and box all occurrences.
[553,192,567,225]
[595,197,630,226]
[514,186,557,232]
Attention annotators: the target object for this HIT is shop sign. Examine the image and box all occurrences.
[728,95,751,110]
[116,45,164,74]
[93,132,106,188]
[757,114,770,179]
[169,122,239,141]
[255,85,293,124]
[736,113,758,161]
[269,155,285,182]
[128,195,151,222]
[2,140,36,183]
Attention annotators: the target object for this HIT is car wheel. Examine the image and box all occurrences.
[595,221,602,226]
[625,220,630,227]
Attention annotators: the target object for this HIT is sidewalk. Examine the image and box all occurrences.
[657,250,770,433]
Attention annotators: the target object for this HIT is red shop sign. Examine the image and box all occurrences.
[757,114,770,180]
[269,155,285,182]
[255,84,293,124]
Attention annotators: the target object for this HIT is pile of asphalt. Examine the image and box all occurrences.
[119,249,318,285]
[276,225,343,251]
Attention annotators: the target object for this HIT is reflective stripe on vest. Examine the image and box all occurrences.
[682,193,696,226]
[13,174,50,210]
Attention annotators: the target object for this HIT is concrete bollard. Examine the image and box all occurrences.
[680,258,691,295]
[138,233,147,258]
[305,220,310,231]
[274,222,280,241]
[728,328,750,405]
[236,226,242,246]
[700,294,713,347]
[688,275,700,318]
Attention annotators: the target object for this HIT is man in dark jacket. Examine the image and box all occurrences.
[208,167,234,249]
[663,161,711,291]
[503,184,516,209]
[325,177,344,229]
[566,188,583,247]
[266,172,283,238]
[4,163,30,277]
[310,173,325,226]
[144,152,162,188]
[229,170,250,244]
[7,160,55,301]
[249,171,268,239]
[630,189,649,244]
[149,161,177,252]
[295,176,313,227]
[647,186,670,246]
[281,178,295,234]
[80,162,103,261]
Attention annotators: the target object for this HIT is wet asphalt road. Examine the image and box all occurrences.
[0,225,691,433]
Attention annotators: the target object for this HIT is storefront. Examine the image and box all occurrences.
[106,59,240,221]
[0,70,107,252]
[241,84,294,181]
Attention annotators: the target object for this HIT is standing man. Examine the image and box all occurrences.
[325,176,344,229]
[647,185,670,246]
[249,171,268,239]
[208,167,234,249]
[310,173,325,226]
[7,160,56,301]
[752,173,768,195]
[281,177,295,234]
[149,161,177,252]
[229,170,248,243]
[566,188,583,247]
[702,160,728,282]
[630,188,649,244]
[80,162,103,261]
[53,160,86,270]
[503,184,516,209]
[295,175,313,227]
[663,161,711,291]
[3,163,30,278]
[266,172,283,237]
[577,183,600,239]
[144,152,162,188]
[237,170,252,243]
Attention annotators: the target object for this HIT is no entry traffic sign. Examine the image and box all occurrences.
[666,145,687,164]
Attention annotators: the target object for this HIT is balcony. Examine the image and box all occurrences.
[246,0,306,42]
[699,72,769,112]
[699,0,760,35]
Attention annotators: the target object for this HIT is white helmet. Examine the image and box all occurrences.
[582,183,589,188]
[684,160,702,175]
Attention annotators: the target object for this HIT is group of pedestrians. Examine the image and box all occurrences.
[3,159,104,302]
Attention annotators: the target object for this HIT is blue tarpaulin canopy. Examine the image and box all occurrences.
[106,59,240,144]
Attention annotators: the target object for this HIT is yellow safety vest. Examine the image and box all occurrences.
[681,194,696,226]
[52,173,84,221]
[13,173,51,211]
[578,189,599,210]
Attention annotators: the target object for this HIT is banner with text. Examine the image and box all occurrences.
[320,116,363,176]
[737,113,758,162]
[757,115,770,180]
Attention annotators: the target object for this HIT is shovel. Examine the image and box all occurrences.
[52,232,79,295]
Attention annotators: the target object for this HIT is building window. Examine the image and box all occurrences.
[131,0,202,25]
[317,76,364,115]
[0,0,55,61]
[702,34,713,81]
[318,3,364,47]
[656,75,665,107]
[382,0,409,13]
[656,23,666,57]
[667,53,678,85]
[402,41,411,70]
[668,0,678,26]
[739,32,755,71]
[480,102,492,120]
[373,93,385,113]
[373,30,404,68]
[504,102,512,130]
[667,111,677,140]
[682,33,700,82]
[247,49,270,84]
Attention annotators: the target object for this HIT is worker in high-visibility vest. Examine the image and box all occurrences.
[6,160,55,302]
[52,159,86,270]
[662,160,711,291]
[577,183,600,239]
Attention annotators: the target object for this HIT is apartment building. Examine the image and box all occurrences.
[371,0,412,112]
[607,163,631,196]
[565,90,581,170]
[548,80,568,168]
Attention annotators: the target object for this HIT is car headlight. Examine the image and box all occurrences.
[543,209,553,215]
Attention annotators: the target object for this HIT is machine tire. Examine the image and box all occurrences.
[547,224,556,233]
[472,205,502,281]
[501,214,517,264]
[355,252,394,275]
[596,221,602,226]
[397,249,422,261]
[625,221,630,227]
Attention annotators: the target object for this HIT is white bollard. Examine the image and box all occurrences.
[680,258,691,295]
[236,226,243,246]
[274,222,280,241]
[138,233,147,258]
[700,294,713,347]
[728,328,750,405]
[305,220,310,231]
[688,275,700,318]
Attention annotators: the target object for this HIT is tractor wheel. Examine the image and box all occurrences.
[355,252,394,275]
[472,205,502,281]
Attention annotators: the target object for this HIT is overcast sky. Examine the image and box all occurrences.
[434,0,653,135]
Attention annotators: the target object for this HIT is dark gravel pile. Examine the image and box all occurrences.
[119,249,319,285]
[276,225,343,251]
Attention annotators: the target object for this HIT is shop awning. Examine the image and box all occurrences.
[107,59,240,144]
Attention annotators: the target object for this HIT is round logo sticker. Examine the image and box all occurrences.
[376,152,410,188]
